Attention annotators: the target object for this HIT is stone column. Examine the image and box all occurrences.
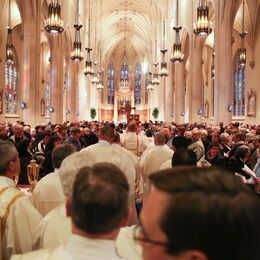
[190,37,204,123]
[165,62,174,122]
[50,36,64,123]
[159,76,166,121]
[214,0,234,125]
[174,62,185,123]
[19,0,41,126]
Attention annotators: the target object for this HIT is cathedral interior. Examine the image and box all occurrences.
[0,0,260,126]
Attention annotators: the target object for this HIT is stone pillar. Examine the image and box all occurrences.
[50,36,64,123]
[19,0,41,126]
[190,37,203,123]
[159,77,166,121]
[214,0,233,125]
[174,62,185,123]
[165,62,174,122]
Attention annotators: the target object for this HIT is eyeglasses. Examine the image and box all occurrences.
[133,225,173,248]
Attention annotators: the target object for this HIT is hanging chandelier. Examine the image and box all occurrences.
[194,0,212,37]
[84,0,94,74]
[159,20,169,77]
[96,71,104,90]
[152,63,160,85]
[71,0,84,62]
[159,50,169,77]
[6,0,14,65]
[44,0,64,35]
[91,62,99,85]
[84,48,94,75]
[238,1,247,68]
[147,72,154,91]
[171,26,184,63]
[171,0,184,64]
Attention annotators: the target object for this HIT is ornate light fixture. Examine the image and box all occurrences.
[152,63,160,85]
[194,0,212,37]
[71,0,84,62]
[84,0,94,74]
[96,70,104,90]
[147,72,154,91]
[91,62,99,85]
[6,0,14,65]
[171,0,184,63]
[44,0,64,35]
[159,20,169,77]
[238,1,247,68]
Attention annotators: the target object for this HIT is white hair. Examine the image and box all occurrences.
[59,151,96,196]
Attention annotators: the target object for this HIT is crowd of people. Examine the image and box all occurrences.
[1,119,260,259]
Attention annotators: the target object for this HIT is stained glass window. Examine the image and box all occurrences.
[108,61,115,104]
[5,63,17,114]
[45,66,51,116]
[233,52,246,116]
[121,62,129,81]
[134,63,142,105]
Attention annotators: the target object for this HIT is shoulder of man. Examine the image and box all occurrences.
[10,245,64,260]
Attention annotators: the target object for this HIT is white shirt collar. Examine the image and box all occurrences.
[98,140,111,146]
[64,234,122,259]
[0,176,15,189]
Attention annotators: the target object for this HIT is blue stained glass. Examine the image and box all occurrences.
[134,63,142,105]
[233,52,246,116]
[108,61,115,104]
[121,63,129,81]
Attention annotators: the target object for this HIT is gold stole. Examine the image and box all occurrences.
[0,186,24,239]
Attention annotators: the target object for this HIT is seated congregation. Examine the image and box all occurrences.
[0,120,260,260]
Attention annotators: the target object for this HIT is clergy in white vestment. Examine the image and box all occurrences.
[32,151,96,249]
[141,133,173,199]
[0,141,42,260]
[12,163,138,260]
[111,132,139,224]
[121,121,145,157]
[80,125,114,163]
[32,144,75,216]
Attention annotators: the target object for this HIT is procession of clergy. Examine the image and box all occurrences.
[1,120,260,260]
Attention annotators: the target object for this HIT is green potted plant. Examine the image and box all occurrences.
[152,107,159,120]
[90,108,97,119]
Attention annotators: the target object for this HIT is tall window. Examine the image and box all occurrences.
[145,72,149,104]
[100,70,105,104]
[233,52,246,116]
[134,63,142,105]
[45,65,51,116]
[107,61,115,104]
[121,62,129,81]
[5,62,17,114]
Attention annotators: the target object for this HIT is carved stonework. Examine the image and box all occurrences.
[247,89,256,117]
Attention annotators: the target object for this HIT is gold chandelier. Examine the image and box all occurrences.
[147,72,154,91]
[96,71,104,90]
[152,63,160,85]
[44,0,64,35]
[84,48,94,75]
[6,0,14,65]
[194,0,212,37]
[91,62,99,85]
[171,0,184,64]
[238,1,247,68]
[159,20,169,77]
[71,0,84,62]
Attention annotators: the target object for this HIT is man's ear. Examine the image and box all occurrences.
[179,250,208,260]
[8,160,15,172]
[65,195,71,217]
